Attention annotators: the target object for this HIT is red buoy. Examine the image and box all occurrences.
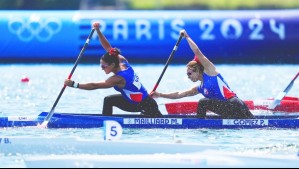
[21,76,30,83]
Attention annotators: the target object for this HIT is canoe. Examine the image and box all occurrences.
[1,112,299,129]
[165,96,299,115]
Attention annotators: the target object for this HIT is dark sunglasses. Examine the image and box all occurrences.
[187,71,193,76]
[101,64,110,69]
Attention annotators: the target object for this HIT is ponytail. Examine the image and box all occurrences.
[109,48,121,57]
[101,47,121,68]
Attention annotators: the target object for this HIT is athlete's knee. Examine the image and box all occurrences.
[199,98,209,103]
[104,95,113,103]
[196,99,209,118]
[242,110,255,119]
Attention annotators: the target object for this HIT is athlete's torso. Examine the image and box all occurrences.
[197,73,236,100]
[114,61,148,104]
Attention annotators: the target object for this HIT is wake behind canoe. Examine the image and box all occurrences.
[1,112,299,129]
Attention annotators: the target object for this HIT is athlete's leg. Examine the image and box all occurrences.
[228,97,255,118]
[137,96,163,117]
[197,97,254,119]
[102,94,139,116]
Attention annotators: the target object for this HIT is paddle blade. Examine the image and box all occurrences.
[268,92,287,109]
[268,72,298,110]
[37,121,49,128]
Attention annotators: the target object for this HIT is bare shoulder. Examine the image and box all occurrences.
[109,74,126,88]
[204,69,219,76]
[203,59,218,76]
[191,86,199,94]
[118,55,127,62]
[107,75,124,84]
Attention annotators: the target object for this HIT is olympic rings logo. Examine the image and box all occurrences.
[8,16,62,42]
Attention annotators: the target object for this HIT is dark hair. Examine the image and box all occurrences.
[101,48,121,68]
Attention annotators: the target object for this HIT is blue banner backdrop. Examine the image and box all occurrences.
[0,10,298,64]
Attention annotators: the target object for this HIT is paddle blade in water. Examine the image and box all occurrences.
[37,121,49,128]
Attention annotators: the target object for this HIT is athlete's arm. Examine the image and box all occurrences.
[93,22,112,52]
[152,86,199,99]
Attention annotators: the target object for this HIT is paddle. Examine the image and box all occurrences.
[151,33,184,93]
[39,28,95,128]
[268,72,299,110]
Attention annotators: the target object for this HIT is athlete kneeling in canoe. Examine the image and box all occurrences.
[151,29,254,119]
[65,22,162,118]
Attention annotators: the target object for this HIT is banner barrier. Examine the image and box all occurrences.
[0,10,298,64]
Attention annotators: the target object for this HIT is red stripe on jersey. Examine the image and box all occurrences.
[223,86,236,99]
[130,93,143,103]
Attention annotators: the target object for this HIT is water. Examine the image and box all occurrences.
[0,64,299,167]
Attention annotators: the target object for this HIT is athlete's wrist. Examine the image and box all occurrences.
[72,81,79,88]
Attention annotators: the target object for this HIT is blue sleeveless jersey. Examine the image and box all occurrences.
[114,61,149,104]
[197,73,236,100]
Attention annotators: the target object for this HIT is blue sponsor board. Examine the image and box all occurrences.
[0,10,298,63]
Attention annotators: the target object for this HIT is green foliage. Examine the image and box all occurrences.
[129,0,299,10]
[0,0,299,10]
